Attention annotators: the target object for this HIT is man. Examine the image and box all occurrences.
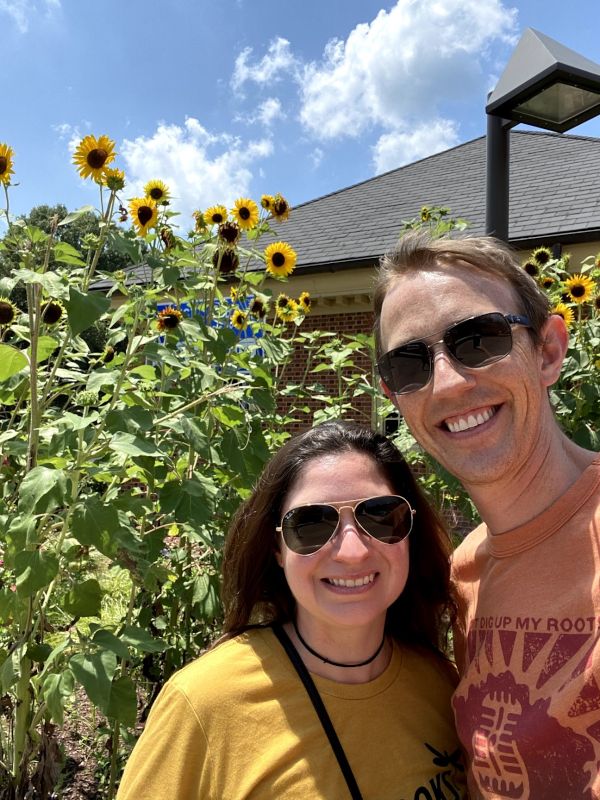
[374,231,600,799]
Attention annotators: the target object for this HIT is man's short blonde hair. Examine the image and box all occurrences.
[373,231,550,356]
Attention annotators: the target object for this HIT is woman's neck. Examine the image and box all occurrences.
[283,620,393,684]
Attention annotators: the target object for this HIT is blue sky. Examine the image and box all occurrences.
[3,0,600,230]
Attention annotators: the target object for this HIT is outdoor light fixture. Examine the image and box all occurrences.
[485,28,600,239]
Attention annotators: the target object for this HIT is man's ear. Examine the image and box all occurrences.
[539,314,569,388]
[380,377,400,410]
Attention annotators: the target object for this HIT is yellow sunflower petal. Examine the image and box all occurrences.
[564,274,595,304]
[0,143,15,186]
[551,302,574,328]
[73,134,116,181]
[264,241,297,278]
[204,205,228,226]
[129,197,158,237]
[144,179,170,203]
[231,198,259,231]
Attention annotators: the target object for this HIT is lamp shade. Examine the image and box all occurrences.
[486,29,600,133]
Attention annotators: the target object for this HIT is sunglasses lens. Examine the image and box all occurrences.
[281,504,339,555]
[446,313,512,367]
[355,495,413,544]
[377,341,431,395]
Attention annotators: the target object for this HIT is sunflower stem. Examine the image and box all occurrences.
[83,190,116,291]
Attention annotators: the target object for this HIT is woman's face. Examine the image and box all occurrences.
[276,450,410,641]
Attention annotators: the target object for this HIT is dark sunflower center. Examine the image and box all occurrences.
[87,148,108,169]
[0,157,7,174]
[0,301,15,325]
[41,302,63,324]
[239,207,250,220]
[274,200,288,215]
[571,285,585,297]
[277,297,288,308]
[272,253,286,267]
[163,314,180,329]
[150,188,164,200]
[219,223,239,243]
[138,206,153,226]
[214,250,239,274]
[524,263,538,276]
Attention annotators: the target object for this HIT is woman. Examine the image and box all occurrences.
[117,421,466,799]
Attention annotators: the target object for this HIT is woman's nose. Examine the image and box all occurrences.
[331,511,370,561]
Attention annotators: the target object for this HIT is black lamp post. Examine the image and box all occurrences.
[486,28,600,240]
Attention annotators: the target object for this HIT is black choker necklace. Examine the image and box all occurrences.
[292,620,386,668]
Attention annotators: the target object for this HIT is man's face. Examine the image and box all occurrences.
[379,264,556,490]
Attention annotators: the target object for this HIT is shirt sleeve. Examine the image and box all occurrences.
[116,681,211,800]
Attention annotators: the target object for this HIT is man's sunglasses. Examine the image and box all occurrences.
[377,312,531,396]
[277,494,415,556]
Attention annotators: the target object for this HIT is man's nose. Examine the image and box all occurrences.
[429,346,477,396]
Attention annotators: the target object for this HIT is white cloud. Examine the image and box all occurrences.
[257,98,285,126]
[299,0,517,139]
[232,37,298,91]
[0,0,60,33]
[120,117,273,227]
[372,120,460,174]
[310,147,324,169]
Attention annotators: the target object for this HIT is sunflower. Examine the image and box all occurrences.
[144,179,170,204]
[0,143,15,186]
[101,346,115,364]
[230,286,239,301]
[160,226,175,250]
[73,135,116,181]
[551,303,574,327]
[522,260,538,278]
[157,306,184,332]
[593,295,600,312]
[264,242,297,278]
[103,167,125,191]
[231,198,259,231]
[531,246,552,267]
[249,295,269,319]
[40,300,64,325]
[420,206,431,222]
[275,294,298,322]
[213,249,239,275]
[0,297,17,326]
[230,309,248,330]
[193,210,207,232]
[271,194,290,221]
[540,276,555,290]
[204,205,228,226]
[129,198,158,236]
[261,194,274,211]
[298,291,312,314]
[218,221,241,246]
[564,274,595,304]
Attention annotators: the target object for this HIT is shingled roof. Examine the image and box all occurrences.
[91,130,600,291]
[272,130,600,273]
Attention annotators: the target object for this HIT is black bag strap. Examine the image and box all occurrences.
[272,623,363,800]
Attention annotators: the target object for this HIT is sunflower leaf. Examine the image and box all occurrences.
[0,345,28,380]
[57,205,95,226]
[65,288,111,336]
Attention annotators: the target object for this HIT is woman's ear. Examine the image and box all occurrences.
[539,314,569,388]
[274,547,283,568]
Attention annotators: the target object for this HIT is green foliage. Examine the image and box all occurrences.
[0,171,329,797]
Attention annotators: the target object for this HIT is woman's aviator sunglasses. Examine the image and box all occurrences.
[377,312,532,395]
[277,494,415,556]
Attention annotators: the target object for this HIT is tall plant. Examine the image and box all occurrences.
[0,137,319,797]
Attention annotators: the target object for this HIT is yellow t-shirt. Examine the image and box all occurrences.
[117,627,466,799]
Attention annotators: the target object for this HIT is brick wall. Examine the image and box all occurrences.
[277,309,375,433]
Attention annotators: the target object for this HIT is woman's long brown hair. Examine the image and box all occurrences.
[220,420,456,657]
